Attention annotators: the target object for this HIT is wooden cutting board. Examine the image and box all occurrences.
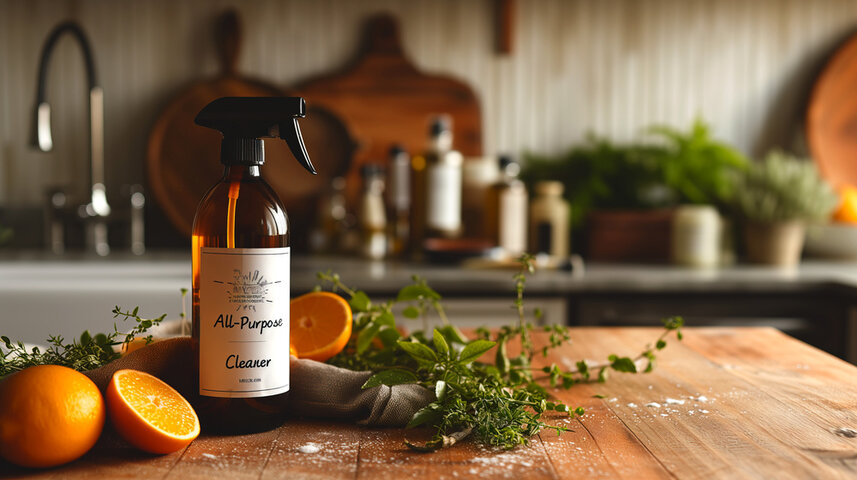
[146,9,354,238]
[807,31,857,188]
[295,13,482,205]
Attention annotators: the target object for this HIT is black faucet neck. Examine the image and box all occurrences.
[35,21,98,104]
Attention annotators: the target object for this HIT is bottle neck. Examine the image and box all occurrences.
[428,130,452,153]
[223,164,261,180]
[221,138,265,166]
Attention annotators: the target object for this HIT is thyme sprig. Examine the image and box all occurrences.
[321,255,684,451]
[0,306,166,377]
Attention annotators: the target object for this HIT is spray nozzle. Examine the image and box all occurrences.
[194,96,317,174]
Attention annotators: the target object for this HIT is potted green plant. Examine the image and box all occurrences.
[732,151,838,266]
[522,120,747,262]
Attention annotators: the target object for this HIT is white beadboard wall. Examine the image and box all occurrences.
[2,0,857,207]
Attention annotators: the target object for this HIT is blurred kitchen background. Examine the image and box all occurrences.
[1,0,854,249]
[5,0,857,361]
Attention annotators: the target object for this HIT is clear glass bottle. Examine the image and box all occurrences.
[484,156,528,257]
[309,176,348,254]
[424,117,463,240]
[387,145,410,257]
[359,164,387,260]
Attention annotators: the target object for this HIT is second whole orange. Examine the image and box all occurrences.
[290,291,353,362]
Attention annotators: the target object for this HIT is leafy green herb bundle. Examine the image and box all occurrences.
[320,255,684,451]
[0,306,168,377]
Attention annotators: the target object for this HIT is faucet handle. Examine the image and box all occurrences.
[129,184,145,255]
[43,187,67,254]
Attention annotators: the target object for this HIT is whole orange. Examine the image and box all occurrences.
[0,365,105,468]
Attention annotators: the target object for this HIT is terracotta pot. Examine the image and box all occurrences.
[586,209,674,262]
[743,221,806,267]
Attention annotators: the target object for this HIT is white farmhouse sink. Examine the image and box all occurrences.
[0,256,191,345]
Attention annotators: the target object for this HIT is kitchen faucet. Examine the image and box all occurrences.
[32,21,111,255]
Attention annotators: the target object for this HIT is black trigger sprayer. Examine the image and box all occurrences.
[193,96,317,248]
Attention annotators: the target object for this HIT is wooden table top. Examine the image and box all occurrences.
[4,327,857,479]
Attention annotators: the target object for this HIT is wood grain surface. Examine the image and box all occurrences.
[3,327,857,479]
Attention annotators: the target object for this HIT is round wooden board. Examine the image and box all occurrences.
[146,10,354,238]
[807,31,857,188]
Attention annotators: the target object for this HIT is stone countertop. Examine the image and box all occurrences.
[293,257,857,296]
[4,252,857,344]
[2,251,857,297]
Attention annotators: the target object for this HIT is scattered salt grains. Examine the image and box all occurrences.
[700,410,709,414]
[627,403,638,408]
[202,453,217,459]
[665,398,684,405]
[609,397,618,402]
[660,413,669,417]
[645,402,661,408]
[696,395,709,403]
[298,443,321,454]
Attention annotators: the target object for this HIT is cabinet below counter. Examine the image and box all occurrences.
[293,258,857,363]
[1,253,856,363]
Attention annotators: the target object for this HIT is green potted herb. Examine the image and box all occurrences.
[732,151,838,266]
[522,120,747,262]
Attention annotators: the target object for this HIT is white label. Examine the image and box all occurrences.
[199,247,290,398]
[426,163,462,232]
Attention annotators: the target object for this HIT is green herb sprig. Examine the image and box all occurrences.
[321,255,684,451]
[0,306,166,377]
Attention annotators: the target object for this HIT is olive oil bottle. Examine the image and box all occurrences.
[191,97,316,433]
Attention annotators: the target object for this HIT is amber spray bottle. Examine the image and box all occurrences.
[191,97,316,433]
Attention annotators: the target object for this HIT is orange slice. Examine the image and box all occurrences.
[106,369,199,454]
[290,291,353,362]
[834,185,857,223]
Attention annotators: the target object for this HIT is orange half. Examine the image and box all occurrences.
[106,369,200,454]
[290,291,353,362]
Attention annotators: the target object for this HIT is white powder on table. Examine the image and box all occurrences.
[298,443,321,454]
[645,402,661,408]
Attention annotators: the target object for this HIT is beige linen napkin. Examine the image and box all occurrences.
[84,337,432,427]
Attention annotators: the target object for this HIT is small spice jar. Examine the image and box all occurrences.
[529,181,570,260]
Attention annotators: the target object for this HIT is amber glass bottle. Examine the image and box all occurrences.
[191,97,316,434]
[191,164,290,433]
